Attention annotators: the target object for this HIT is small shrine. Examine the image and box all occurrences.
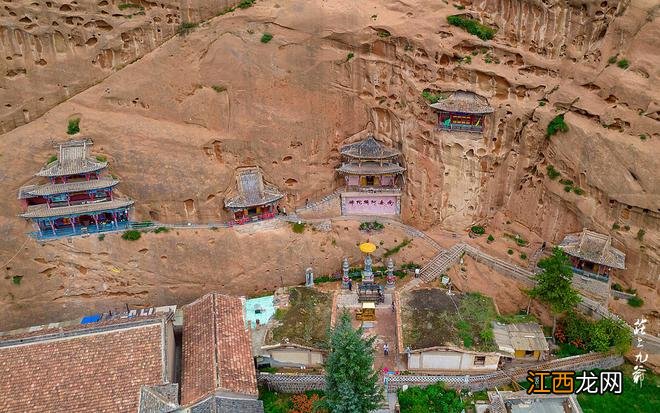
[18,139,134,240]
[558,229,626,282]
[224,166,284,224]
[336,136,405,215]
[429,90,494,133]
[356,242,384,304]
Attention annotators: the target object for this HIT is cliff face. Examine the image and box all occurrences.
[0,0,658,328]
[0,0,240,133]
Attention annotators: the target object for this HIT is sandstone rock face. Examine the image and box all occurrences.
[0,0,658,328]
[0,0,241,133]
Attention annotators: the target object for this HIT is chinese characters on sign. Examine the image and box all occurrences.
[633,318,648,387]
[527,370,622,395]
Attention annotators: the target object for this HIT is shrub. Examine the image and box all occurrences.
[628,296,644,308]
[559,179,574,186]
[377,29,391,37]
[95,155,107,162]
[260,33,273,43]
[359,221,384,231]
[560,313,631,354]
[447,15,496,40]
[639,134,647,140]
[422,90,442,104]
[616,59,629,69]
[546,114,568,138]
[538,100,546,106]
[237,0,255,8]
[471,50,479,56]
[98,234,105,241]
[624,225,630,231]
[67,118,80,135]
[346,52,354,61]
[11,276,22,285]
[487,234,495,242]
[118,3,143,10]
[211,85,226,93]
[292,222,306,233]
[612,223,620,230]
[384,238,411,258]
[520,253,527,260]
[507,249,514,255]
[572,187,585,195]
[470,225,485,235]
[177,22,198,36]
[546,165,560,180]
[564,185,572,192]
[398,382,464,413]
[454,4,466,10]
[611,283,623,292]
[121,230,141,241]
[274,307,287,320]
[607,55,618,64]
[46,155,57,164]
[154,226,170,234]
[636,228,645,241]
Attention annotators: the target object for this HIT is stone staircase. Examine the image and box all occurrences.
[295,189,342,214]
[419,243,465,283]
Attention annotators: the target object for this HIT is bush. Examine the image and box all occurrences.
[398,382,464,413]
[546,114,568,138]
[487,234,495,242]
[177,22,198,36]
[377,29,391,37]
[520,253,527,260]
[636,228,645,241]
[612,223,620,230]
[67,118,80,135]
[607,55,618,64]
[560,313,631,354]
[422,90,442,104]
[95,155,107,162]
[559,179,574,186]
[211,85,226,93]
[616,59,629,69]
[11,276,22,285]
[154,227,170,234]
[292,222,306,233]
[46,155,57,164]
[470,225,485,235]
[546,165,560,180]
[261,33,273,43]
[611,283,623,292]
[237,0,255,8]
[383,238,411,258]
[447,15,496,40]
[628,296,644,307]
[98,234,105,241]
[538,100,546,106]
[274,307,287,320]
[359,221,384,231]
[346,52,354,61]
[121,230,142,241]
[118,3,143,10]
[572,187,585,195]
[507,249,514,255]
[564,185,572,192]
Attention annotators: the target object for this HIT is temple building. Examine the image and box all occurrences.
[336,136,405,215]
[18,139,134,240]
[224,166,284,224]
[429,90,494,133]
[558,229,626,282]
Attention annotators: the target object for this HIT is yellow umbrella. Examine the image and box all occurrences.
[359,242,377,254]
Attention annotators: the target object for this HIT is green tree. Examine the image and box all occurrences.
[322,311,382,413]
[529,247,581,335]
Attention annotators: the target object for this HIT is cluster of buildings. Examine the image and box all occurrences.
[0,293,263,413]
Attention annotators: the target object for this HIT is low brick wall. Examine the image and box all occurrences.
[258,373,325,393]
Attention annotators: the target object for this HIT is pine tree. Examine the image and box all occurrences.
[322,310,382,413]
[528,247,581,335]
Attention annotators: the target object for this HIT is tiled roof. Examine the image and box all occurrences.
[0,315,172,413]
[558,229,626,269]
[187,394,264,413]
[36,139,107,177]
[429,90,494,114]
[340,136,401,160]
[224,167,284,209]
[19,198,134,218]
[138,384,180,413]
[18,178,119,199]
[336,161,405,175]
[181,293,258,406]
[492,322,549,354]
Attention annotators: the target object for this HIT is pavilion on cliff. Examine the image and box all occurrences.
[336,135,405,215]
[18,139,134,240]
[429,90,494,133]
[558,229,626,282]
[224,166,284,224]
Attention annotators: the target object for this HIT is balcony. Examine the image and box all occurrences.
[572,267,609,283]
[30,220,132,241]
[436,123,483,134]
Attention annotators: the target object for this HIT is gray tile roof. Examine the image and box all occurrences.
[429,90,494,114]
[36,139,107,177]
[19,199,134,218]
[340,136,401,160]
[492,322,549,354]
[18,179,119,199]
[336,161,405,175]
[139,384,180,413]
[558,229,626,269]
[224,167,284,209]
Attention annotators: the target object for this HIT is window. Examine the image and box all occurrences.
[366,176,375,186]
[525,350,535,357]
[474,356,486,366]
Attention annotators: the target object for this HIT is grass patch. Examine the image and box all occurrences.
[546,114,568,138]
[11,276,22,285]
[447,15,496,40]
[470,225,485,235]
[607,55,618,64]
[383,238,411,258]
[627,295,644,307]
[118,3,143,11]
[578,365,658,413]
[154,226,170,234]
[398,382,464,413]
[555,342,588,357]
[503,233,527,246]
[177,22,198,36]
[377,29,391,37]
[67,118,80,135]
[422,89,444,104]
[616,58,629,69]
[95,155,107,162]
[260,33,273,43]
[573,187,585,195]
[269,287,332,348]
[211,85,226,93]
[291,222,306,233]
[497,312,537,324]
[46,155,57,164]
[359,221,384,231]
[546,165,560,180]
[121,230,141,241]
